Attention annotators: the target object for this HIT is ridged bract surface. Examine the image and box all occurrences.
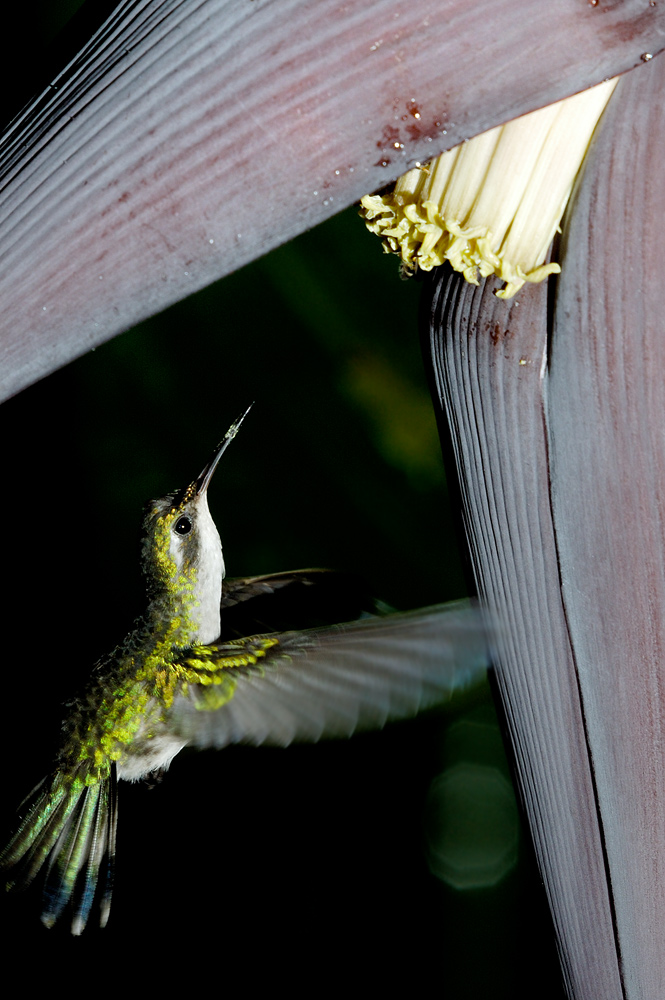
[0,0,663,398]
[423,55,665,998]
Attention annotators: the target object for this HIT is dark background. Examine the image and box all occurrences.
[0,4,564,995]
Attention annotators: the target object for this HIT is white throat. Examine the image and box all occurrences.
[193,494,224,644]
[168,492,224,645]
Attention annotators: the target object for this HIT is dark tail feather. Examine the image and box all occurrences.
[99,765,118,930]
[3,776,71,885]
[2,765,118,934]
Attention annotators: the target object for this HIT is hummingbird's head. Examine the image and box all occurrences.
[140,406,252,646]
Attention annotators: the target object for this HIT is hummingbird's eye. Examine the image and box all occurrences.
[174,515,192,536]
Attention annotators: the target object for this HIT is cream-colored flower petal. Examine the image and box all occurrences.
[360,79,618,298]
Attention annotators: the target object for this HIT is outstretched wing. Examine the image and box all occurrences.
[168,600,490,750]
[218,568,385,639]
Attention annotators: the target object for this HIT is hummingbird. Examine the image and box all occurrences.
[2,406,489,934]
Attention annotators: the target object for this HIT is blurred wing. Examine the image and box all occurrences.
[218,568,385,639]
[168,600,490,749]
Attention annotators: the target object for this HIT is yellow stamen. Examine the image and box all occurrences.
[361,79,618,298]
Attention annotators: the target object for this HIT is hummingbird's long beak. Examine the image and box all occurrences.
[195,403,253,495]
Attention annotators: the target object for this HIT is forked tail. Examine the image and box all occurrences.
[2,764,118,934]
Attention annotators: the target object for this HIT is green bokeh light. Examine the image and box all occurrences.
[426,762,519,889]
